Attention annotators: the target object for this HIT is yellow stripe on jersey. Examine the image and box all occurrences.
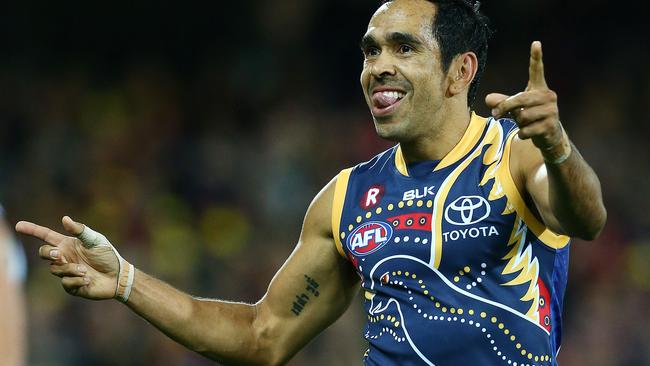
[394,112,486,177]
[496,131,570,249]
[435,112,487,171]
[332,168,353,259]
[394,145,409,177]
[430,118,497,268]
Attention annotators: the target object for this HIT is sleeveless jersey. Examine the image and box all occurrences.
[332,113,570,366]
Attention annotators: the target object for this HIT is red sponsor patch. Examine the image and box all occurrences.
[360,184,385,210]
[537,278,551,332]
[386,213,432,231]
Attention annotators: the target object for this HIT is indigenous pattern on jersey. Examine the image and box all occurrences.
[332,114,570,366]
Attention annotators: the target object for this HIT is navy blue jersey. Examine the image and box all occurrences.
[332,114,570,366]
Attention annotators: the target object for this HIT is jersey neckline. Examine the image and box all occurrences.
[394,112,488,177]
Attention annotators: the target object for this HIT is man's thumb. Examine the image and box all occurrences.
[485,93,509,109]
[63,217,112,249]
[62,216,84,236]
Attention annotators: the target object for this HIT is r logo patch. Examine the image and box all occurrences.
[360,184,385,210]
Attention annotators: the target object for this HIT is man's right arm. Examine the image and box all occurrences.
[16,176,360,366]
[124,177,359,365]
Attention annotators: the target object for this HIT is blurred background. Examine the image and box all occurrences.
[0,0,648,365]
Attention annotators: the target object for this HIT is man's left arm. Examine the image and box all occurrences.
[486,41,607,240]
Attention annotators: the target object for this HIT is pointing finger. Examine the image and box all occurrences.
[15,221,66,246]
[528,41,548,90]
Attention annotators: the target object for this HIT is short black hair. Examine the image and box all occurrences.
[382,0,492,107]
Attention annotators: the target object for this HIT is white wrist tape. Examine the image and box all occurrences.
[115,261,135,303]
[78,225,135,303]
[542,127,572,165]
[544,148,572,165]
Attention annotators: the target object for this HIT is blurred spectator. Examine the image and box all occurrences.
[0,205,27,366]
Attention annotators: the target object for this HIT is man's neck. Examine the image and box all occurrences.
[400,107,472,164]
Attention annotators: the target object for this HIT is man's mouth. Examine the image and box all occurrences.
[371,90,406,117]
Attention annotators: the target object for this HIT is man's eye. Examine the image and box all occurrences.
[365,47,380,57]
[399,44,413,54]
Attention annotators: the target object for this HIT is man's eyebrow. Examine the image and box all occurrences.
[360,34,378,50]
[359,32,424,50]
[386,32,423,47]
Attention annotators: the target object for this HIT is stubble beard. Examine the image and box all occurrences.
[373,116,415,143]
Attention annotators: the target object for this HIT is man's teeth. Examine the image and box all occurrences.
[381,91,405,99]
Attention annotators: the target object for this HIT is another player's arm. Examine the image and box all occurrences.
[486,41,606,240]
[15,177,360,366]
[0,219,26,366]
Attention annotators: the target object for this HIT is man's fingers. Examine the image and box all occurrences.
[38,244,66,263]
[528,41,548,90]
[62,216,84,236]
[485,93,509,109]
[61,276,91,294]
[489,92,546,118]
[514,104,556,126]
[15,221,66,246]
[38,244,62,261]
[51,263,88,278]
[518,122,550,140]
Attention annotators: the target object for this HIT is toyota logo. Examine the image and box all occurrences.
[444,196,491,226]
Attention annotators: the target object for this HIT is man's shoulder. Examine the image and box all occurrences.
[347,145,397,175]
[330,145,397,204]
[493,116,520,135]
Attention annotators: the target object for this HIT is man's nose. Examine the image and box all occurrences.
[370,53,397,79]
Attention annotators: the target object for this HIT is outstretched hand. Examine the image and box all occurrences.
[15,216,120,300]
[485,41,568,153]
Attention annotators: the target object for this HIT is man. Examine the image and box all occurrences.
[15,0,606,365]
[1,205,27,366]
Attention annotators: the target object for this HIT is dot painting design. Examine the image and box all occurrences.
[348,200,434,233]
[365,269,553,365]
[453,262,487,290]
[350,120,557,365]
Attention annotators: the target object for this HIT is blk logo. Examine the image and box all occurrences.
[347,221,393,256]
[360,184,385,210]
[402,185,435,201]
[444,196,491,226]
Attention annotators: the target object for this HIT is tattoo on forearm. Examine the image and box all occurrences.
[290,274,320,316]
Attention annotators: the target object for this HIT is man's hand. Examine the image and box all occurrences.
[15,216,120,300]
[485,41,570,162]
[484,41,606,240]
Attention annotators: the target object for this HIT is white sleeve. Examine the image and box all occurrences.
[0,205,27,283]
[6,238,27,284]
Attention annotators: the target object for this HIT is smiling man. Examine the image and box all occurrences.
[15,0,606,365]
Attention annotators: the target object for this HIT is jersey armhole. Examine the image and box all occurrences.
[331,168,353,259]
[496,131,570,250]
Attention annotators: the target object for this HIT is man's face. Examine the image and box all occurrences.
[360,0,447,142]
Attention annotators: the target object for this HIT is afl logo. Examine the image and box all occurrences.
[444,196,491,226]
[347,221,393,256]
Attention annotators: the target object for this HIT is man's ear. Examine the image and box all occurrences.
[447,52,478,96]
